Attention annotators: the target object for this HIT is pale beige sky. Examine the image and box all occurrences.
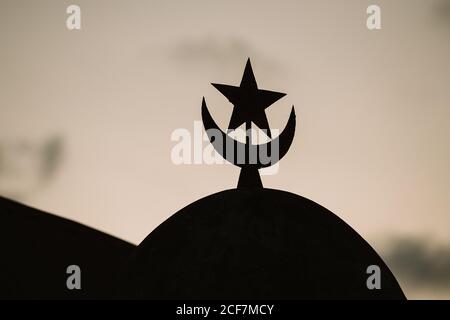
[1,0,449,298]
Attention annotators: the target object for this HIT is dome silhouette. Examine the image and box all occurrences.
[120,188,406,299]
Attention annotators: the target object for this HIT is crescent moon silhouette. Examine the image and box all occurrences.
[201,97,296,169]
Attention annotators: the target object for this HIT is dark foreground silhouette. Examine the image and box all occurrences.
[120,189,406,299]
[0,196,135,299]
[0,189,406,299]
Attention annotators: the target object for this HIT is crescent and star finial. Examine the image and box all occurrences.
[201,58,296,189]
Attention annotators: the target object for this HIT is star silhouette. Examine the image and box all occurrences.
[211,58,285,138]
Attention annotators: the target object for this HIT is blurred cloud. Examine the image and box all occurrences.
[384,237,450,288]
[165,36,286,75]
[41,136,64,180]
[0,135,64,200]
[435,0,450,24]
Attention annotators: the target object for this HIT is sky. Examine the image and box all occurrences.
[0,0,449,299]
